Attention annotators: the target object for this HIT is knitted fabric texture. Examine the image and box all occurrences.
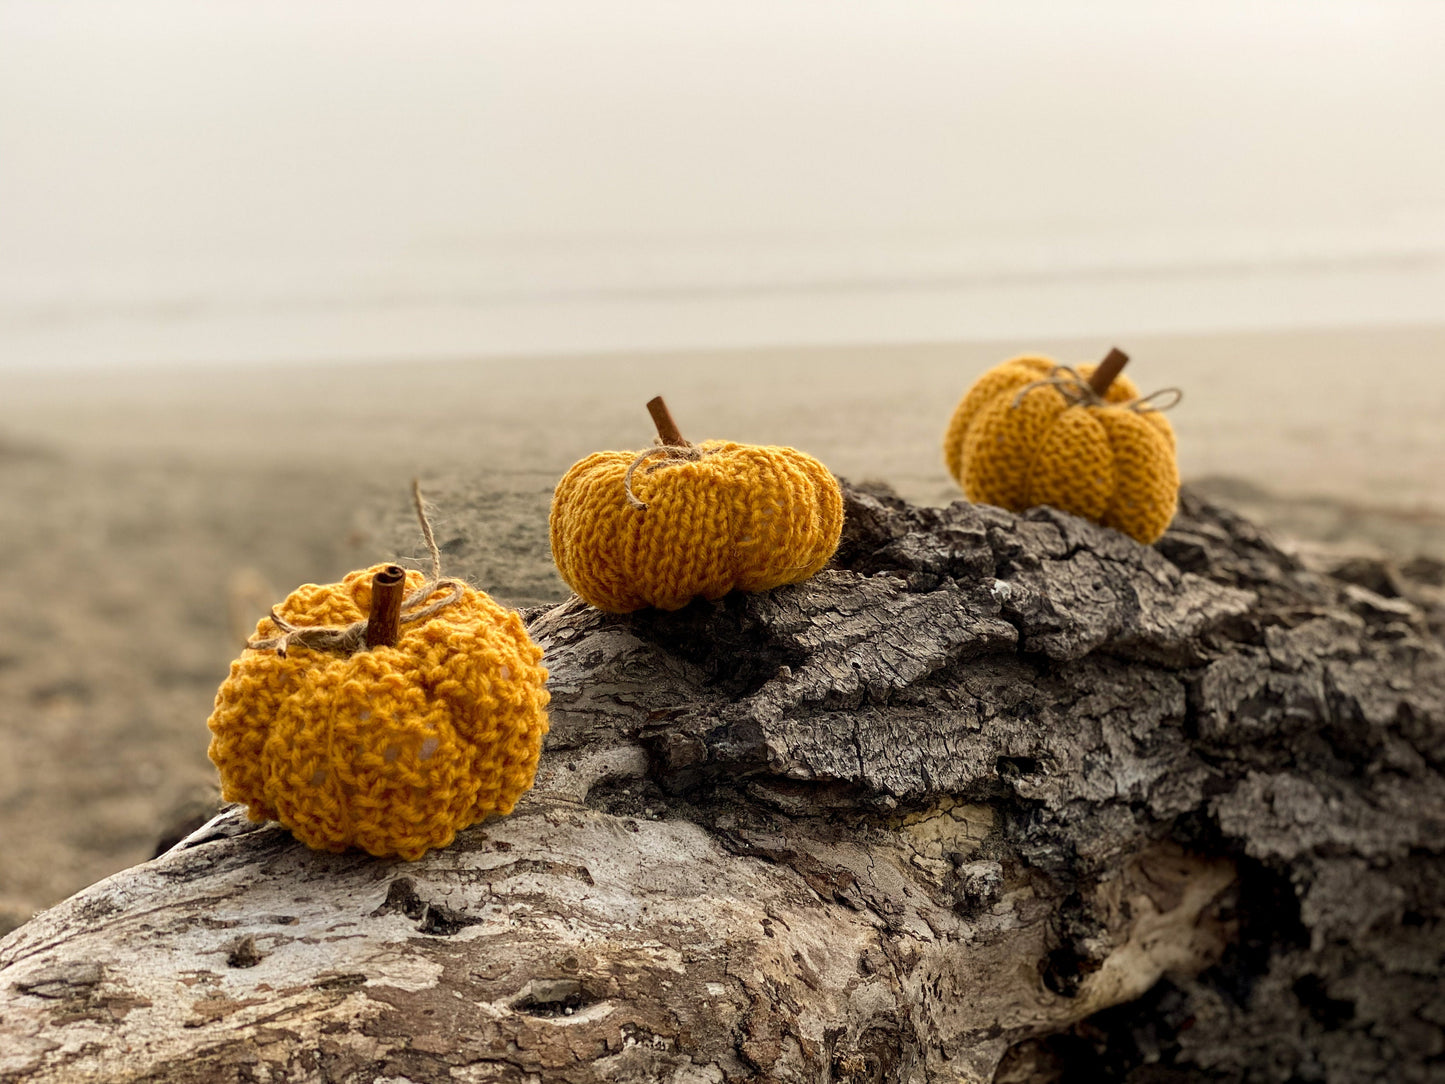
[206,564,549,860]
[942,355,1179,544]
[550,439,844,613]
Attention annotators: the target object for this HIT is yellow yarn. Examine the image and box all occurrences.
[206,565,549,860]
[942,356,1179,544]
[550,440,844,613]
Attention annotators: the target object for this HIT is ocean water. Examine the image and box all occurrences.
[4,230,1444,371]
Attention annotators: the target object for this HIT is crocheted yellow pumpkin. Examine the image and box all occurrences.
[942,349,1179,544]
[550,397,844,613]
[207,562,549,860]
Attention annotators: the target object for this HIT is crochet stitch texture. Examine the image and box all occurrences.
[207,564,549,860]
[550,440,844,613]
[943,356,1179,544]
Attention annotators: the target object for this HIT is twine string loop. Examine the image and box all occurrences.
[623,440,706,511]
[1129,386,1184,413]
[246,480,467,658]
[1010,365,1184,414]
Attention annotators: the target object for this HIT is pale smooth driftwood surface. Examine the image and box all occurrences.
[1,482,1443,1083]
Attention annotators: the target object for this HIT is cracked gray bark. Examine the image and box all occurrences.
[1,482,1442,1083]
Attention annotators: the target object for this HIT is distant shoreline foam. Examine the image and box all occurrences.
[3,241,1444,371]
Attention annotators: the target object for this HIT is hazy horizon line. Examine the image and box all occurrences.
[4,243,1442,330]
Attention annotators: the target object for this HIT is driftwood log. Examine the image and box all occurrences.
[1,482,1443,1083]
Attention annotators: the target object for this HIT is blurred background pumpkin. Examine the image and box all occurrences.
[943,350,1180,544]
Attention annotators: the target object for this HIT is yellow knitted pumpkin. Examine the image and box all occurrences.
[942,349,1180,544]
[207,499,549,860]
[550,397,844,613]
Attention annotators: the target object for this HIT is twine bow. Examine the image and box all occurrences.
[623,440,706,511]
[1011,365,1183,413]
[246,480,466,658]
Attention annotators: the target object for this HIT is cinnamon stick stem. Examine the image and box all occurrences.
[1087,348,1130,398]
[647,396,687,447]
[365,565,406,649]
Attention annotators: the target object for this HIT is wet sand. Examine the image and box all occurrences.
[2,324,1443,931]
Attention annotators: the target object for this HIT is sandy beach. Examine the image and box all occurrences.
[2,324,1444,932]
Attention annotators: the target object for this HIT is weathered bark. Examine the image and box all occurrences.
[1,482,1442,1083]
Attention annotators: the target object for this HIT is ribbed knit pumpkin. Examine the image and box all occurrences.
[942,353,1179,544]
[550,400,844,613]
[207,563,549,860]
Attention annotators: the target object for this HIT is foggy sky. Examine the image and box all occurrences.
[2,1,1442,365]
